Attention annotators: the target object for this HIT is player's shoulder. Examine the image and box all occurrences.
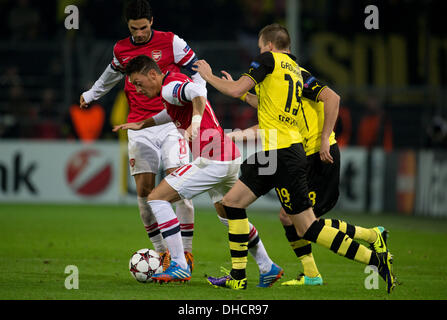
[162,72,191,104]
[113,37,133,54]
[152,30,175,43]
[164,71,191,84]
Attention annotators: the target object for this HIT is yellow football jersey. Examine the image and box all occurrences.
[243,51,304,151]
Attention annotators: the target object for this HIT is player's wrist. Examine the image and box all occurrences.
[239,92,248,102]
[192,115,202,124]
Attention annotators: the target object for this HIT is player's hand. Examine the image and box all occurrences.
[113,122,144,132]
[80,94,89,109]
[192,60,213,81]
[184,122,200,142]
[319,139,333,164]
[220,70,234,81]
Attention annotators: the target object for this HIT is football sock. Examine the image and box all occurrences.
[218,216,273,273]
[283,224,320,277]
[303,220,373,265]
[174,199,194,253]
[323,219,377,243]
[147,200,188,270]
[137,196,167,253]
[222,205,249,280]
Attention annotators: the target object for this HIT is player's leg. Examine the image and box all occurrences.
[161,132,195,268]
[279,208,323,286]
[128,129,167,254]
[312,144,387,249]
[277,144,396,292]
[165,167,195,271]
[206,180,255,289]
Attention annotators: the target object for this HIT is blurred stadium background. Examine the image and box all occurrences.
[1,0,446,217]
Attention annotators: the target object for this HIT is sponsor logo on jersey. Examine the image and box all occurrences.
[152,50,162,62]
[304,76,315,88]
[183,45,191,53]
[250,61,260,69]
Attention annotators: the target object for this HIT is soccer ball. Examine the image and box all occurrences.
[129,248,162,283]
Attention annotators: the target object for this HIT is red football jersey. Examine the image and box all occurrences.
[112,30,196,122]
[161,72,240,162]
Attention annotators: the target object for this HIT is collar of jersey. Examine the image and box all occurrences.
[162,71,170,85]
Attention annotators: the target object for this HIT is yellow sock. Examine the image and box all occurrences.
[355,227,377,243]
[300,253,320,278]
[305,221,373,265]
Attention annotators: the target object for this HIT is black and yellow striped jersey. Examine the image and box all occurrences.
[243,51,304,151]
[299,68,337,156]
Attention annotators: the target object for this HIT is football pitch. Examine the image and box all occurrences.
[1,203,446,300]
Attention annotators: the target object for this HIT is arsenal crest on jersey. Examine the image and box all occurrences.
[152,50,162,62]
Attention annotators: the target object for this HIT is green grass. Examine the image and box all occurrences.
[1,203,446,300]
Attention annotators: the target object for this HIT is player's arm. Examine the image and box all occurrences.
[184,82,207,141]
[80,53,125,108]
[301,68,340,163]
[227,124,260,142]
[220,70,258,108]
[112,109,173,132]
[318,86,340,162]
[193,60,255,99]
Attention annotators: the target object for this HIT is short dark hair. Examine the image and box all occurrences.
[125,0,153,22]
[125,55,161,76]
[258,23,291,51]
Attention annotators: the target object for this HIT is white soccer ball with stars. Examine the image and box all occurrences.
[129,248,162,283]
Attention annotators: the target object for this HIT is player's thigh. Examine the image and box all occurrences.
[133,172,156,197]
[147,178,182,203]
[221,180,258,209]
[128,128,161,176]
[207,160,240,207]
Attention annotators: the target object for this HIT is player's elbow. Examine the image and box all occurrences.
[229,87,246,99]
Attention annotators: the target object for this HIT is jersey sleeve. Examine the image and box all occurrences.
[162,81,188,106]
[82,64,124,103]
[173,34,196,67]
[163,80,207,106]
[241,52,275,84]
[301,68,327,102]
[110,44,125,73]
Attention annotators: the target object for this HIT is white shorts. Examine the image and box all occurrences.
[164,157,241,204]
[127,122,189,175]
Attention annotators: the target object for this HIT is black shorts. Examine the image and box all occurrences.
[240,143,312,215]
[306,143,340,217]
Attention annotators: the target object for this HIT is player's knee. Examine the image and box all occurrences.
[278,208,292,226]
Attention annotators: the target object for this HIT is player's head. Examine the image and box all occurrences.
[125,0,153,43]
[125,55,163,98]
[258,24,291,53]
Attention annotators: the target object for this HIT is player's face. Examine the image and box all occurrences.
[128,18,153,43]
[130,70,160,98]
[258,36,273,54]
